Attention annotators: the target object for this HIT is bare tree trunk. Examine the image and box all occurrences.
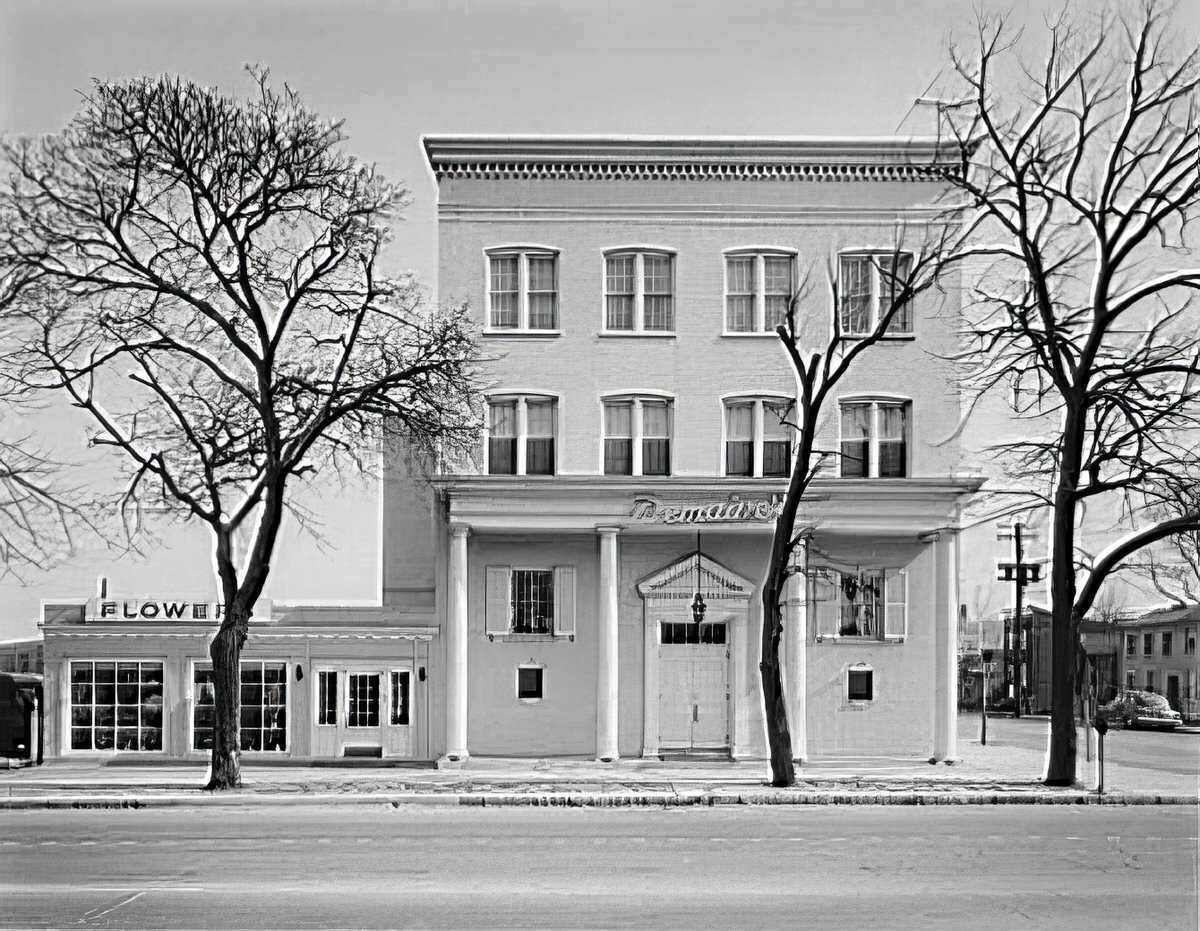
[1046,470,1079,785]
[760,581,794,787]
[205,617,246,791]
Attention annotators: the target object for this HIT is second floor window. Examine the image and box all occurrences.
[605,250,674,333]
[839,252,913,337]
[840,399,909,478]
[725,398,792,478]
[603,397,672,476]
[487,396,556,475]
[1143,633,1153,656]
[725,252,795,333]
[1162,632,1172,656]
[487,249,558,331]
[1186,628,1196,655]
[1126,634,1136,657]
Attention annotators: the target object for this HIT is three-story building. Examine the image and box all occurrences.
[397,136,981,764]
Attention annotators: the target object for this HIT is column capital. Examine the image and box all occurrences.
[596,524,623,536]
[449,523,471,539]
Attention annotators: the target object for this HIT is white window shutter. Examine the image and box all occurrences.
[885,569,907,639]
[486,566,512,636]
[811,570,838,638]
[553,566,576,638]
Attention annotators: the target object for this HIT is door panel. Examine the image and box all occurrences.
[658,655,695,748]
[691,655,728,747]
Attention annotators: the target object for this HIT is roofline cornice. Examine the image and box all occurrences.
[421,134,965,184]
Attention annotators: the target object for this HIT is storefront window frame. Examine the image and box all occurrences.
[65,658,165,755]
[187,658,291,755]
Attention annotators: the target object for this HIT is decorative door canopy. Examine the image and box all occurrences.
[637,553,755,602]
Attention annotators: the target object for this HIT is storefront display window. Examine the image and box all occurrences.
[192,661,287,751]
[70,660,163,751]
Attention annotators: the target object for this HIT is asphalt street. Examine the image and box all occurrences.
[1,805,1195,929]
[968,713,1200,775]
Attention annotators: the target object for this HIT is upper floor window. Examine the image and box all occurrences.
[725,251,795,333]
[724,398,792,478]
[605,250,674,333]
[813,568,908,641]
[1161,632,1172,656]
[1186,628,1196,655]
[487,248,558,331]
[603,396,672,476]
[1125,634,1136,657]
[839,399,909,478]
[839,252,913,337]
[1143,633,1153,657]
[487,395,556,475]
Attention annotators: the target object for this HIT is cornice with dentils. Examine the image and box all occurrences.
[421,134,966,183]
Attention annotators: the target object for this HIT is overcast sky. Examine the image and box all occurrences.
[2,0,1192,638]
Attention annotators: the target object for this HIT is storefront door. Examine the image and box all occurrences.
[658,622,729,750]
[312,665,413,758]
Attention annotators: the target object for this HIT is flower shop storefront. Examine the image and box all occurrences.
[40,598,437,761]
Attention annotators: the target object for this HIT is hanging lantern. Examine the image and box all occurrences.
[691,531,707,625]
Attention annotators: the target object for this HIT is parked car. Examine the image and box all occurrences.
[1101,690,1182,730]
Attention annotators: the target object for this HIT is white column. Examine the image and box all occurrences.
[933,530,959,762]
[631,398,644,477]
[785,538,808,762]
[597,526,620,761]
[444,524,470,762]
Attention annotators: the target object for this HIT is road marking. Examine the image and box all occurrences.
[79,890,144,922]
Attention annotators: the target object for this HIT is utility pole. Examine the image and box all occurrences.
[997,520,1042,718]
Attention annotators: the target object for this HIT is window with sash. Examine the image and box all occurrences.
[70,661,163,752]
[812,567,907,641]
[839,399,909,478]
[724,398,792,477]
[604,250,674,332]
[1125,634,1136,657]
[838,251,914,336]
[603,397,672,475]
[487,249,558,331]
[192,660,287,752]
[725,251,795,333]
[487,396,556,475]
[1143,633,1153,657]
[1162,632,1172,657]
[486,565,577,638]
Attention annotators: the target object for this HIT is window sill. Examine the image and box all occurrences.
[816,635,905,644]
[518,697,544,704]
[721,331,780,339]
[488,632,574,643]
[483,329,562,338]
[598,331,677,338]
[838,334,916,342]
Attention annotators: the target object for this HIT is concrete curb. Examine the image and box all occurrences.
[2,790,1195,810]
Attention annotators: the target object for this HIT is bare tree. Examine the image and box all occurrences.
[762,233,961,787]
[1118,484,1200,606]
[0,69,481,789]
[931,1,1200,784]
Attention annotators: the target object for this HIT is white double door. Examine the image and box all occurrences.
[658,637,729,750]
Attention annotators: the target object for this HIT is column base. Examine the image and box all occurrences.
[596,754,620,763]
[437,752,469,770]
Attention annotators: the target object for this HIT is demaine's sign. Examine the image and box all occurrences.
[630,495,783,524]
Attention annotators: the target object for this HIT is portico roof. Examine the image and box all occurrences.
[434,475,985,536]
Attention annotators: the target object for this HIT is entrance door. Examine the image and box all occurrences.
[658,622,729,750]
[1167,675,1180,710]
[346,673,382,749]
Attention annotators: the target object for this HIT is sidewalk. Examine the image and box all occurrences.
[3,717,1195,809]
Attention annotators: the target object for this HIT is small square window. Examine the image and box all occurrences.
[517,666,543,701]
[847,667,873,702]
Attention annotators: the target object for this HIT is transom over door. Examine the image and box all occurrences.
[658,622,729,750]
